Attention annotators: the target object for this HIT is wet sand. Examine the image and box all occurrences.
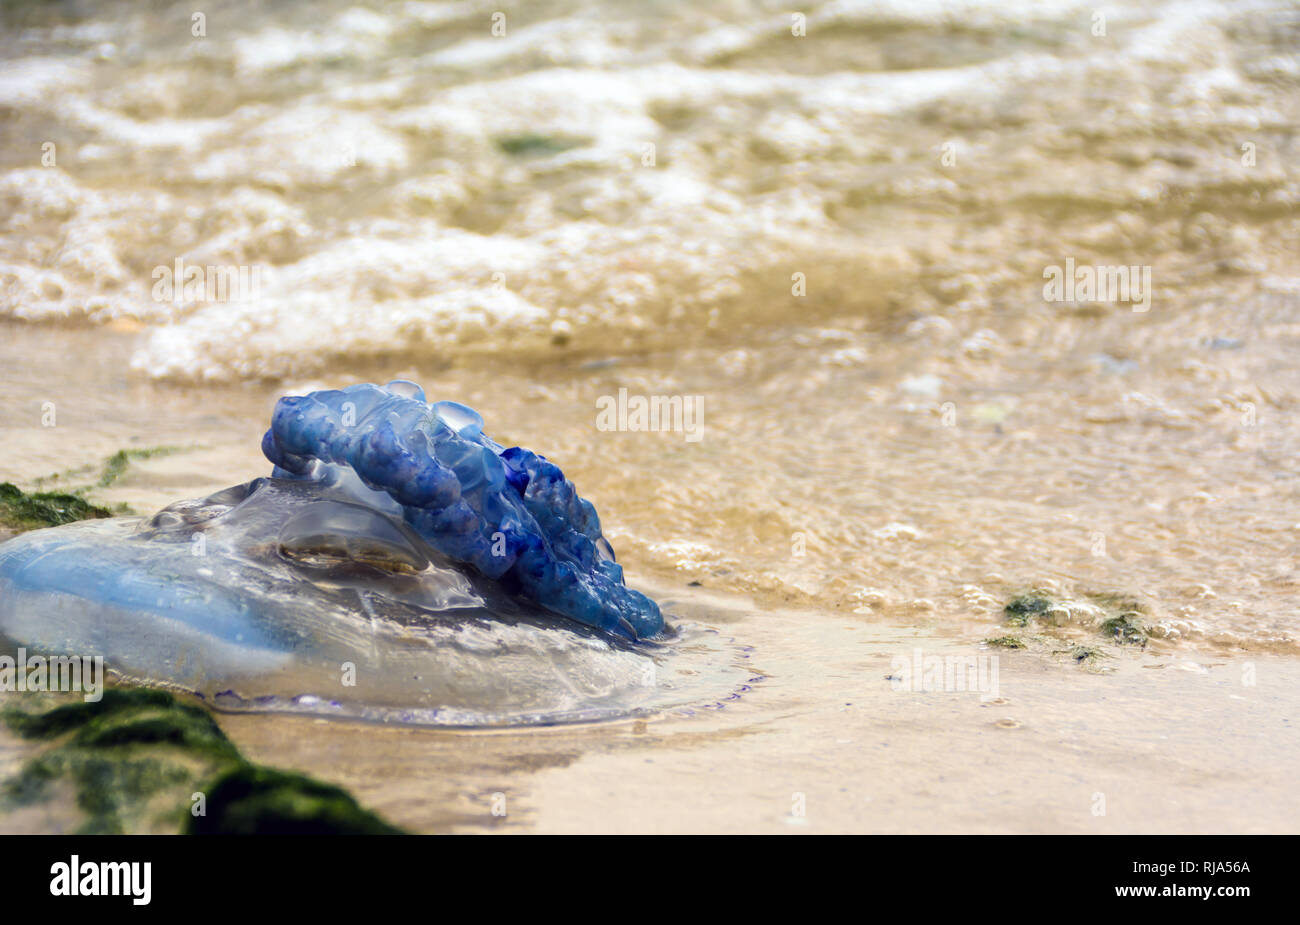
[2,322,1297,833]
[217,589,1300,834]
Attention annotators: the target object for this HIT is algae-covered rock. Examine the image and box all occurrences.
[1003,594,1051,627]
[1002,589,1154,650]
[1100,612,1149,646]
[1,688,403,835]
[186,765,404,835]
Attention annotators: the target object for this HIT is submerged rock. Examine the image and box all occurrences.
[1,688,404,834]
[0,381,747,726]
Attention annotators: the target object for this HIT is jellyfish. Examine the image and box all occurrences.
[0,381,748,726]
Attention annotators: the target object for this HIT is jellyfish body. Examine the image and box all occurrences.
[0,382,746,726]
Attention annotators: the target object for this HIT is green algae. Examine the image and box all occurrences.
[1057,644,1111,667]
[495,134,583,157]
[998,590,1156,667]
[94,446,184,489]
[0,448,403,833]
[1100,611,1150,646]
[1004,590,1153,644]
[1,688,404,835]
[31,444,185,494]
[1004,594,1051,627]
[0,447,405,833]
[0,482,113,531]
[1,445,193,533]
[187,765,404,835]
[2,691,235,834]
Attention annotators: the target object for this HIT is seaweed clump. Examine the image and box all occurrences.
[997,589,1154,663]
[0,482,112,531]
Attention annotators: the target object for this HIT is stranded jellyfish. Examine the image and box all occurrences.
[0,381,750,725]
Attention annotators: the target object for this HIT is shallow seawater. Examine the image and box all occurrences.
[0,0,1298,830]
[1,0,1297,653]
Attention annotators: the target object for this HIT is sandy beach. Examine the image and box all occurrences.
[1,0,1297,834]
[2,321,1297,833]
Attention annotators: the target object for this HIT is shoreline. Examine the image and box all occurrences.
[1,319,1296,834]
[2,566,1295,834]
[215,593,1300,835]
[3,561,1294,833]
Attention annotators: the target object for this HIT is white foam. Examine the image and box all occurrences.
[0,0,1277,380]
[0,57,89,107]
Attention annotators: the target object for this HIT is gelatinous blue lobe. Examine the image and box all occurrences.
[0,519,283,664]
[262,380,663,640]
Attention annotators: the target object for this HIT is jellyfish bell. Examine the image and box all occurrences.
[0,382,751,726]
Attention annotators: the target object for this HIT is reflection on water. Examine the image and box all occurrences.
[0,0,1297,653]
